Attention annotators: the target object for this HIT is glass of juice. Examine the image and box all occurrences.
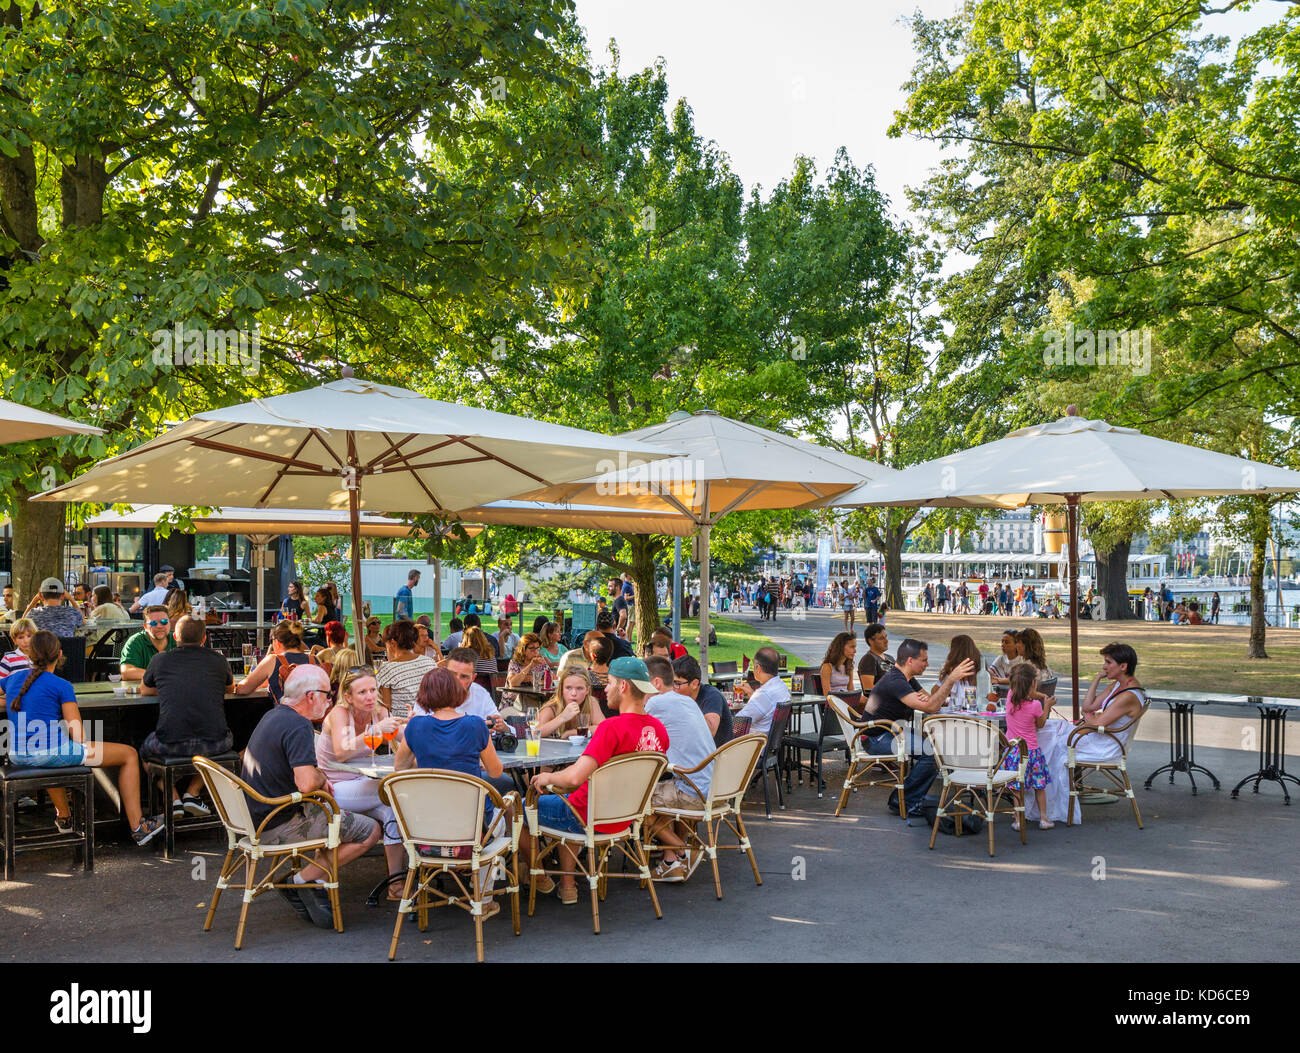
[525,725,541,757]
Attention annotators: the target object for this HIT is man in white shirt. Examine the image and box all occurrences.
[644,655,717,881]
[130,572,171,614]
[493,616,520,660]
[735,646,790,737]
[444,646,512,794]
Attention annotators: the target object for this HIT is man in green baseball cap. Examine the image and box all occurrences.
[522,655,668,905]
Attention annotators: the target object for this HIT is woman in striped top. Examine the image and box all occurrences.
[376,619,436,720]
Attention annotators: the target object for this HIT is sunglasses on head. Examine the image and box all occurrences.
[348,666,373,675]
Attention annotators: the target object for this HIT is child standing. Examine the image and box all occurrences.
[1003,663,1054,831]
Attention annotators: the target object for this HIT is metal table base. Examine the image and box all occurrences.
[1144,701,1221,794]
[1232,704,1299,805]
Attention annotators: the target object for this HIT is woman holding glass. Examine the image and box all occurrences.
[536,667,604,739]
[316,667,404,891]
[504,632,548,707]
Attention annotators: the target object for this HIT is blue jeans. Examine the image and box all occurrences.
[537,793,585,833]
[9,742,86,768]
[867,729,935,815]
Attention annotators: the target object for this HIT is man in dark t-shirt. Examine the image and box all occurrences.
[856,622,894,690]
[863,637,974,818]
[141,616,234,818]
[672,654,734,747]
[596,610,634,659]
[241,664,379,929]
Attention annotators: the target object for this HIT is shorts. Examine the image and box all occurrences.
[139,730,234,764]
[259,806,377,846]
[536,793,585,834]
[652,781,706,811]
[8,742,86,768]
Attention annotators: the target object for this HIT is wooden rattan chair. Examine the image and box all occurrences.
[922,716,1027,857]
[644,733,766,899]
[194,756,344,949]
[1066,701,1150,828]
[379,770,521,963]
[525,751,666,934]
[824,695,909,819]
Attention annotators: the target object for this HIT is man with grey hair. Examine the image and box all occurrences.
[241,664,380,928]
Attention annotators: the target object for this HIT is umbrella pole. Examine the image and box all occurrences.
[1068,494,1081,721]
[349,484,364,654]
[699,484,711,672]
[672,538,682,644]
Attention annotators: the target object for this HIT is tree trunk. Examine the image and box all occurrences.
[1094,538,1137,620]
[626,533,661,649]
[873,520,909,611]
[1248,499,1270,658]
[11,491,65,603]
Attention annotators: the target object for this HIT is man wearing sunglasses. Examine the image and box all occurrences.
[120,605,176,682]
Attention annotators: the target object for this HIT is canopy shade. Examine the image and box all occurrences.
[521,409,892,514]
[34,378,677,513]
[821,414,1300,508]
[453,500,697,537]
[36,376,675,645]
[84,504,436,538]
[0,398,103,444]
[818,410,1300,719]
[520,409,897,667]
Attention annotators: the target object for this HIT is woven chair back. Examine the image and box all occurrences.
[707,734,766,802]
[586,752,666,829]
[381,770,490,847]
[194,757,257,839]
[925,715,1001,772]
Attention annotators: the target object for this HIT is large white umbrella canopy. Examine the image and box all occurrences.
[821,409,1300,716]
[36,376,679,644]
[521,409,898,667]
[0,397,103,444]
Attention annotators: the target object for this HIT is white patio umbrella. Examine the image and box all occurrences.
[0,397,103,443]
[35,375,678,646]
[520,409,898,668]
[821,408,1300,717]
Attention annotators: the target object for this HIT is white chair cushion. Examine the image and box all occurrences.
[947,767,1018,786]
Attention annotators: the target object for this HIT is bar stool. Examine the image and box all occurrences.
[145,751,240,858]
[0,757,94,879]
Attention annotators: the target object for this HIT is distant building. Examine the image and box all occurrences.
[974,509,1036,554]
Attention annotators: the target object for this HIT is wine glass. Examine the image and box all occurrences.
[363,721,382,760]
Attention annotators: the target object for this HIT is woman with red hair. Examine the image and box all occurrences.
[311,620,349,666]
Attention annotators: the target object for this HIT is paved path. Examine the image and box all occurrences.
[723,603,951,667]
[4,735,1295,962]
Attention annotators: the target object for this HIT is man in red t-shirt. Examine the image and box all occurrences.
[524,656,668,905]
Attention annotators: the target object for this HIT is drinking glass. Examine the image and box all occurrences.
[525,725,541,757]
[577,711,590,734]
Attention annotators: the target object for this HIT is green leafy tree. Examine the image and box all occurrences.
[0,0,602,597]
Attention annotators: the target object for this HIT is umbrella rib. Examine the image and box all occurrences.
[453,437,552,488]
[366,433,434,472]
[250,433,317,506]
[659,492,699,522]
[379,431,448,512]
[190,436,328,474]
[399,455,494,471]
[713,481,767,520]
[310,429,345,469]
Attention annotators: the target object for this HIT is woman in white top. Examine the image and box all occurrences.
[317,668,404,890]
[1072,643,1146,763]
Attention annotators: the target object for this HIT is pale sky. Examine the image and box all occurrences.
[574,0,1281,225]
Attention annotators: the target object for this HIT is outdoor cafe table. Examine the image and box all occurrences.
[324,737,588,904]
[323,735,588,792]
[1142,690,1300,804]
